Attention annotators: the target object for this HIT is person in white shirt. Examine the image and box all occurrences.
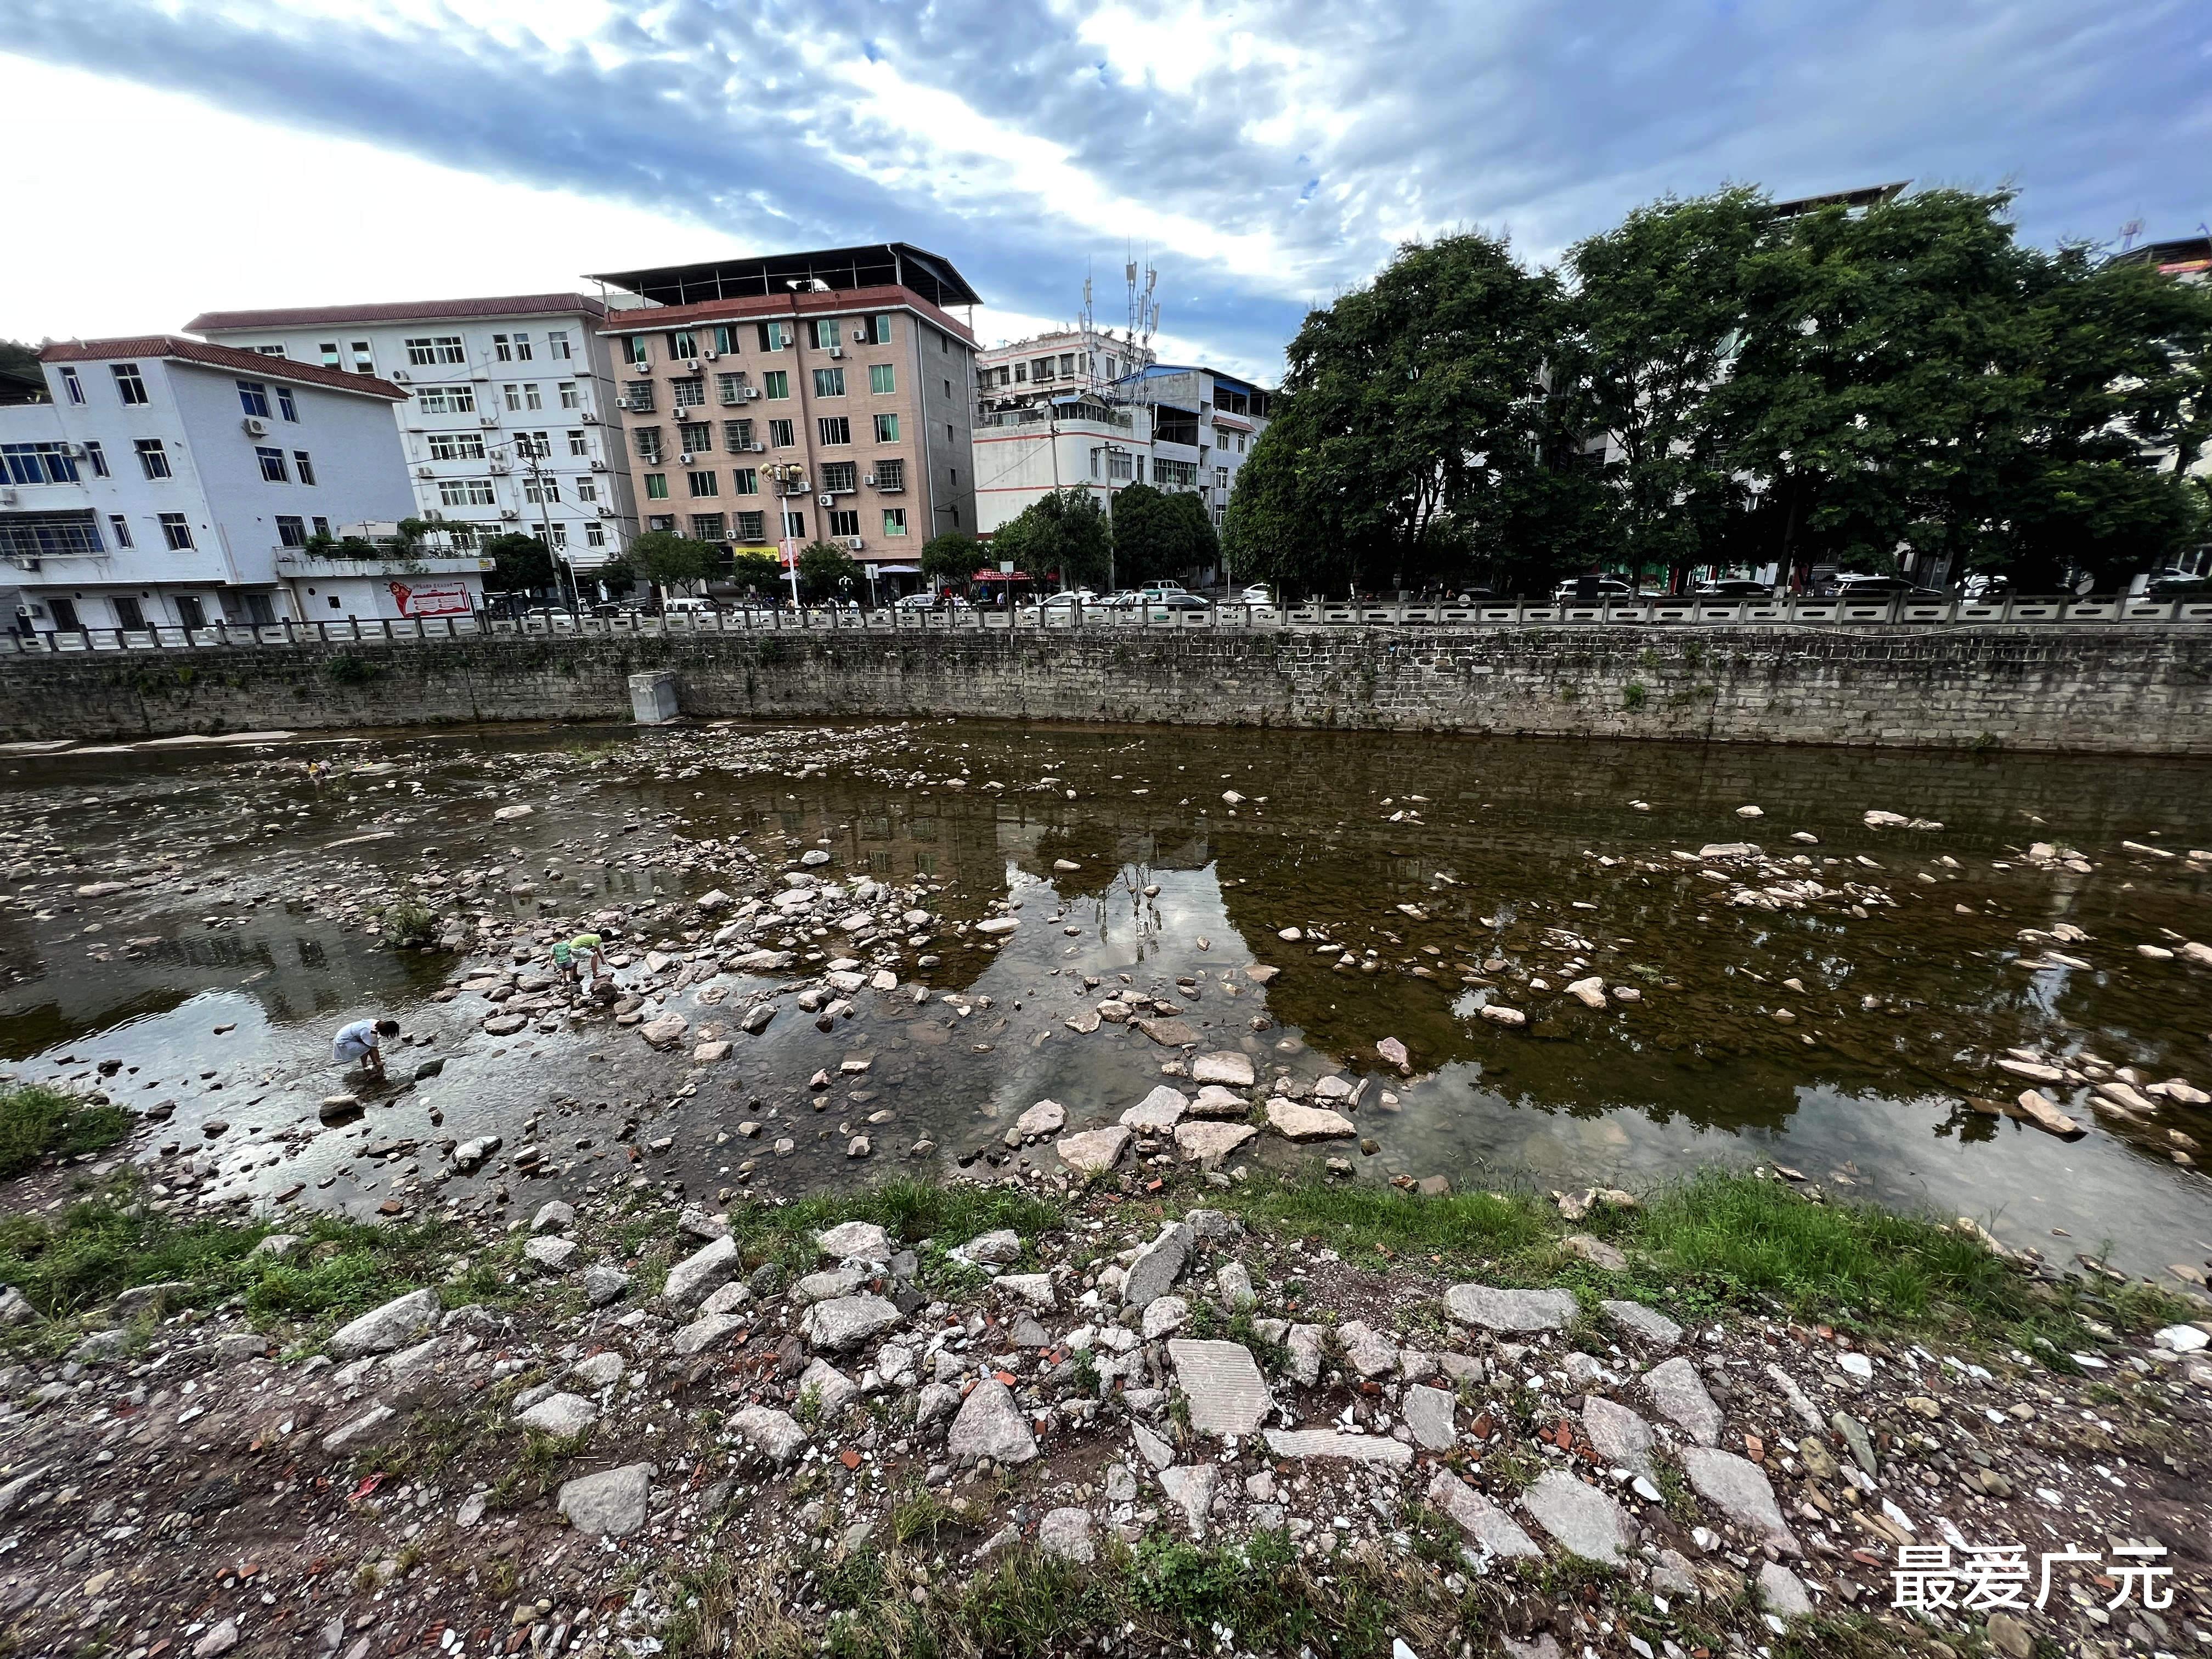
[332,1016,401,1080]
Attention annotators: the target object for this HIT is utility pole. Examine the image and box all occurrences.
[517,439,578,612]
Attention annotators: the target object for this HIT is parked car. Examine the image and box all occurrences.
[1142,593,1210,619]
[1447,587,1497,602]
[1238,584,1276,606]
[2143,571,2209,598]
[1958,573,2012,600]
[1138,582,1189,601]
[1550,577,1635,603]
[1832,573,1944,597]
[894,591,972,611]
[1693,579,1774,597]
[662,596,724,614]
[1098,590,1146,609]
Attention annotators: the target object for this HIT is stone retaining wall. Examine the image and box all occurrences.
[3,627,2208,754]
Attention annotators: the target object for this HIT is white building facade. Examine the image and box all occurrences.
[190,295,640,573]
[0,336,489,634]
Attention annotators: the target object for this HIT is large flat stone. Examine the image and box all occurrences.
[1167,1339,1270,1436]
[947,1377,1037,1465]
[1580,1395,1655,1477]
[516,1392,597,1437]
[815,1221,893,1262]
[328,1289,440,1361]
[1175,1120,1257,1166]
[1054,1125,1131,1173]
[1601,1299,1681,1349]
[1192,1051,1256,1087]
[1158,1464,1218,1537]
[732,1405,808,1466]
[1122,1220,1194,1308]
[1427,1471,1539,1559]
[1643,1356,1724,1446]
[663,1235,739,1308]
[1261,1429,1413,1466]
[1403,1384,1458,1452]
[1120,1086,1189,1132]
[1680,1447,1800,1554]
[1521,1470,1631,1564]
[803,1293,902,1352]
[1442,1284,1577,1331]
[1265,1099,1355,1141]
[557,1463,652,1538]
[1136,1016,1200,1047]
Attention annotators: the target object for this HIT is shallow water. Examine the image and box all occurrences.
[5,720,2211,1286]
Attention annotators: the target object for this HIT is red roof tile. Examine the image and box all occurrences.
[38,336,408,400]
[183,294,610,332]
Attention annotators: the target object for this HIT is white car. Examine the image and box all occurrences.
[1238,584,1275,606]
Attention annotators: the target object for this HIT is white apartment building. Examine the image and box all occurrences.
[189,294,639,571]
[973,354,1272,573]
[975,323,1156,414]
[0,336,489,634]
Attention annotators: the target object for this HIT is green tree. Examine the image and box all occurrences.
[992,488,1111,589]
[1223,232,1569,597]
[483,532,556,595]
[627,529,716,599]
[729,549,785,596]
[795,539,862,601]
[920,531,981,591]
[1567,187,1772,588]
[0,338,43,389]
[1108,483,1197,586]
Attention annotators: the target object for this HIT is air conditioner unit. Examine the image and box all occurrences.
[679,453,695,465]
[241,417,268,437]
[703,349,718,361]
[489,462,510,474]
[391,369,412,382]
[845,537,865,551]
[742,387,760,400]
[424,509,444,522]
[688,359,703,373]
[500,508,521,521]
[61,443,87,459]
[580,411,601,424]
[744,441,764,453]
[853,327,868,343]
[415,466,436,479]
[0,488,17,506]
[862,473,876,486]
[828,346,844,359]
[597,505,618,518]
[817,492,834,506]
[479,414,500,427]
[590,459,609,471]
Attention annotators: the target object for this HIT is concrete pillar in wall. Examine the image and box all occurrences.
[629,670,680,724]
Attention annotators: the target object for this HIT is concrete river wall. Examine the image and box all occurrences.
[3,627,2209,754]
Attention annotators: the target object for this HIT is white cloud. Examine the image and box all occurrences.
[0,52,714,340]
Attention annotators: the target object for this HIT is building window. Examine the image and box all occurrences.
[707,324,736,355]
[501,382,543,412]
[109,514,133,548]
[428,432,487,461]
[404,337,443,366]
[59,367,83,404]
[679,421,713,454]
[882,507,908,537]
[558,382,580,410]
[134,439,171,479]
[313,516,329,537]
[277,385,299,422]
[418,384,475,413]
[1059,353,1076,377]
[691,512,726,540]
[829,508,859,537]
[762,370,789,400]
[873,413,899,443]
[723,418,754,450]
[687,470,718,498]
[0,514,101,558]
[759,321,790,352]
[257,446,290,482]
[874,458,905,491]
[548,522,567,549]
[732,467,758,494]
[868,363,895,395]
[349,341,375,374]
[112,363,149,404]
[1215,465,1230,489]
[438,477,497,507]
[669,329,698,359]
[817,416,850,446]
[864,314,894,345]
[494,332,533,362]
[515,430,551,460]
[237,380,272,417]
[671,377,704,410]
[781,510,806,538]
[568,429,590,457]
[83,441,109,478]
[1014,363,1027,383]
[647,514,674,532]
[525,475,561,505]
[315,342,341,369]
[633,427,663,464]
[276,515,307,548]
[625,335,648,368]
[585,522,606,548]
[812,366,846,398]
[715,371,743,405]
[159,512,193,549]
[294,451,317,486]
[645,473,668,500]
[821,461,856,493]
[622,379,655,412]
[1031,357,1053,382]
[736,510,765,540]
[547,329,573,360]
[768,419,794,448]
[577,477,598,502]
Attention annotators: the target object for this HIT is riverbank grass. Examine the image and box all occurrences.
[0,1084,131,1178]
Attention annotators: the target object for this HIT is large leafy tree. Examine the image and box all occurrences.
[729,549,784,596]
[795,539,862,600]
[482,533,555,595]
[625,529,717,597]
[991,489,1111,589]
[1567,188,1772,588]
[920,531,981,591]
[1109,483,1218,586]
[1223,233,1569,596]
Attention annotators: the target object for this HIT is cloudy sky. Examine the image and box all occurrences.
[3,0,2207,382]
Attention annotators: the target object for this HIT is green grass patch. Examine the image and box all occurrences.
[1223,1179,1552,1270]
[720,1178,1062,1278]
[0,1084,131,1177]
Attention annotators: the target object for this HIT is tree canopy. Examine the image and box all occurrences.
[1109,483,1218,586]
[623,530,717,594]
[1227,187,2212,596]
[919,531,981,590]
[482,533,556,595]
[991,489,1112,589]
[795,539,862,600]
